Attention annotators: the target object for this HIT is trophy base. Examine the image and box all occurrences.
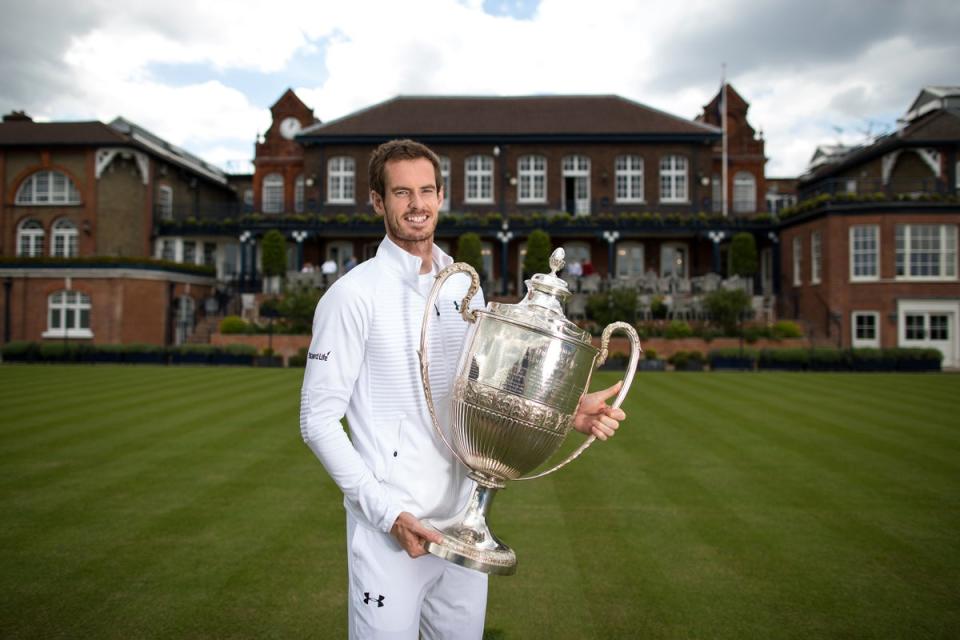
[423,483,517,576]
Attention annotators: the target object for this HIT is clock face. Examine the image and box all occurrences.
[279,117,302,140]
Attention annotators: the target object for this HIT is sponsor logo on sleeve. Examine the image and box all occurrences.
[307,351,331,361]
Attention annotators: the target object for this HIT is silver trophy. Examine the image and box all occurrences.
[418,248,641,575]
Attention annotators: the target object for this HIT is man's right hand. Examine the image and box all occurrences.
[390,511,444,558]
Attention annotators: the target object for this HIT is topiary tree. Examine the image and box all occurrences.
[523,229,552,276]
[704,288,751,335]
[261,230,287,278]
[730,232,758,277]
[456,232,484,279]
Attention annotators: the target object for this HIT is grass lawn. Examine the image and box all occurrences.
[1,365,959,639]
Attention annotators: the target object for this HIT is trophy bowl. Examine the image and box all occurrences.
[418,249,640,575]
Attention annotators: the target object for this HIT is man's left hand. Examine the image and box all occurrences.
[573,381,627,440]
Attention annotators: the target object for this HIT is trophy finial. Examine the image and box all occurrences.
[548,248,565,276]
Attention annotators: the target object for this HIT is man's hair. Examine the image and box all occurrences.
[368,139,443,198]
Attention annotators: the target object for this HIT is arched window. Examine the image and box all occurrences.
[327,157,355,204]
[17,219,44,257]
[615,156,644,203]
[659,155,688,203]
[294,174,305,213]
[465,155,494,203]
[51,219,78,257]
[16,170,81,205]
[45,290,92,338]
[562,155,591,215]
[262,173,284,213]
[439,156,451,212]
[517,155,547,203]
[733,171,757,213]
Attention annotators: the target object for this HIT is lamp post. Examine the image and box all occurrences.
[496,220,513,296]
[238,231,252,291]
[292,230,308,271]
[708,230,726,275]
[602,230,620,282]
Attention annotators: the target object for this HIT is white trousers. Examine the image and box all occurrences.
[346,513,488,640]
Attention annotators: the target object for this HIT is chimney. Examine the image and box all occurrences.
[3,110,33,122]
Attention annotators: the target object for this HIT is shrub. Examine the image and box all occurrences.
[730,232,758,277]
[1,340,38,359]
[665,320,693,339]
[219,316,249,334]
[288,347,308,368]
[741,323,769,343]
[586,288,637,326]
[644,348,659,361]
[650,295,668,320]
[277,287,322,334]
[758,348,809,369]
[523,229,552,275]
[456,233,484,279]
[261,230,288,278]
[771,320,804,339]
[704,289,751,334]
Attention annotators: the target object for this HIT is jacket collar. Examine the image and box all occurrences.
[376,235,453,291]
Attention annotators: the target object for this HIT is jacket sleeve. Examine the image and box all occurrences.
[299,282,402,533]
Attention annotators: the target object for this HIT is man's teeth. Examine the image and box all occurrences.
[406,215,427,222]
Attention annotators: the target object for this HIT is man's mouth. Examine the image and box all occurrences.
[404,213,429,224]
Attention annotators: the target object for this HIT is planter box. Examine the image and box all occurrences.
[123,353,165,364]
[171,353,211,365]
[711,357,754,371]
[638,360,666,372]
[758,361,804,371]
[675,361,705,372]
[211,354,254,366]
[254,356,284,368]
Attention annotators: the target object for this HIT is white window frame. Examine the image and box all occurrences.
[659,155,688,203]
[43,290,93,339]
[439,156,451,212]
[733,171,756,213]
[326,240,354,274]
[615,155,644,204]
[17,219,45,257]
[850,225,880,282]
[851,311,880,348]
[327,157,356,204]
[465,155,494,203]
[616,241,645,278]
[562,155,591,215]
[182,240,197,265]
[811,231,822,284]
[792,236,803,287]
[262,173,284,214]
[517,155,547,203]
[15,170,81,205]
[51,218,78,258]
[481,242,494,282]
[156,185,173,221]
[895,224,957,281]
[294,174,305,213]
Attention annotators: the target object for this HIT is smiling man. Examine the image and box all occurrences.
[300,139,626,639]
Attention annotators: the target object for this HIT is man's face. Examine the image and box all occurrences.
[372,158,443,246]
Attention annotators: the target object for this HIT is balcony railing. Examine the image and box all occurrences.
[799,176,955,200]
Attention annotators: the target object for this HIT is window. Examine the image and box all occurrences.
[732,171,756,213]
[517,155,547,203]
[243,189,254,207]
[895,224,957,279]
[615,156,644,203]
[616,242,645,278]
[850,225,879,281]
[17,219,44,257]
[766,193,798,215]
[660,242,688,278]
[792,236,803,286]
[481,242,494,281]
[465,155,494,203]
[203,242,216,267]
[659,155,688,203]
[852,312,880,348]
[712,174,722,212]
[262,173,284,213]
[327,157,355,204]
[15,170,81,205]
[183,241,196,264]
[45,290,92,338]
[562,155,591,215]
[160,239,175,261]
[156,185,173,221]
[563,242,591,267]
[51,219,78,258]
[294,174,305,213]
[811,231,822,284]
[439,156,451,212]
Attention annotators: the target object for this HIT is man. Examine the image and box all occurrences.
[300,140,627,639]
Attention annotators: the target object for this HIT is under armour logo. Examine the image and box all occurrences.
[453,301,460,311]
[363,592,385,607]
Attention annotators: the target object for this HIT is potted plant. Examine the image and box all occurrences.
[638,348,665,371]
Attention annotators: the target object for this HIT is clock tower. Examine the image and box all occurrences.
[253,89,319,214]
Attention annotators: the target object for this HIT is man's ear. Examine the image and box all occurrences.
[371,190,385,216]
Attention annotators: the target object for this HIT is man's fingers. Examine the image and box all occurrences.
[603,406,626,421]
[596,380,623,401]
[409,519,444,546]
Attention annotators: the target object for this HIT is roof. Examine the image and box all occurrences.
[0,120,129,146]
[299,95,720,142]
[110,117,227,186]
[904,85,960,122]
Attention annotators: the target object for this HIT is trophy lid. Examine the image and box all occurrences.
[483,248,593,346]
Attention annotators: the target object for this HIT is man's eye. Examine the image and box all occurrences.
[395,190,409,197]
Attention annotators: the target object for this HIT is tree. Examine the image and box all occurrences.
[261,230,287,278]
[730,232,758,277]
[456,233,484,278]
[523,229,552,276]
[704,289,751,335]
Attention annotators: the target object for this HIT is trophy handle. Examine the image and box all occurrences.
[418,262,481,471]
[517,321,641,481]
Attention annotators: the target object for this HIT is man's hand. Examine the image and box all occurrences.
[390,511,444,558]
[573,380,627,441]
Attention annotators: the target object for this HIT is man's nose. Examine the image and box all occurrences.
[408,191,425,209]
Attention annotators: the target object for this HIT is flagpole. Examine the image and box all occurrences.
[721,63,728,218]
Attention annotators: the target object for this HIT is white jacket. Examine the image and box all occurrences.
[300,236,484,533]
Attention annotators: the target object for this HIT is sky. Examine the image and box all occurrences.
[1,0,957,177]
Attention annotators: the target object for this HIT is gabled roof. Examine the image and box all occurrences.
[299,95,720,142]
[271,88,313,115]
[110,117,227,186]
[904,86,960,122]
